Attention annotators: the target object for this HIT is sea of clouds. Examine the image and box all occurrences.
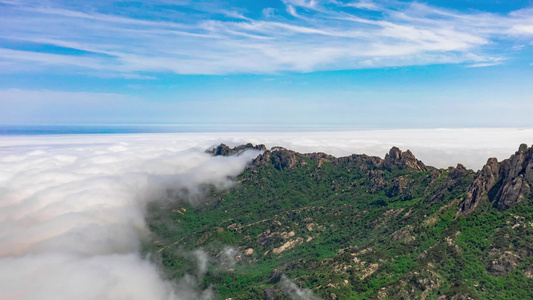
[0,129,531,299]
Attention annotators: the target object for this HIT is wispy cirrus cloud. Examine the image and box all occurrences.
[0,0,532,76]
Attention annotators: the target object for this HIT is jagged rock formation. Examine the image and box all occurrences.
[208,143,532,215]
[252,148,336,170]
[208,144,307,170]
[383,147,428,172]
[252,149,272,166]
[207,143,266,156]
[335,154,382,170]
[270,148,298,170]
[250,145,426,172]
[428,164,474,204]
[152,143,533,300]
[459,144,533,214]
[449,164,470,181]
[457,158,500,214]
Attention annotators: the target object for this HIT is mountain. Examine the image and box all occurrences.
[145,144,533,299]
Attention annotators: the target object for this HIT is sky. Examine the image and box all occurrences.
[1,0,533,127]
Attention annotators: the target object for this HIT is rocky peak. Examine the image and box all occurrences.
[448,164,469,180]
[458,157,500,214]
[302,152,335,168]
[270,148,298,170]
[251,150,271,167]
[496,176,531,210]
[458,144,533,214]
[383,147,427,172]
[501,143,533,181]
[250,147,299,170]
[386,147,402,160]
[494,144,533,210]
[207,143,266,156]
[251,145,429,173]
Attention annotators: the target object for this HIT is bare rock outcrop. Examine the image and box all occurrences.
[458,157,500,214]
[271,148,298,170]
[459,144,533,214]
[252,149,272,167]
[207,143,266,156]
[368,170,386,193]
[242,145,429,176]
[428,164,473,204]
[383,147,427,172]
[496,176,531,210]
[449,164,470,180]
[250,147,299,170]
[487,251,521,276]
[385,176,411,198]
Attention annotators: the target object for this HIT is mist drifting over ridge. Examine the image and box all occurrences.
[0,128,532,299]
[0,134,259,300]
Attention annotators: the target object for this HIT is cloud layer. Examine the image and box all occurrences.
[0,129,531,299]
[0,134,258,300]
[0,0,532,75]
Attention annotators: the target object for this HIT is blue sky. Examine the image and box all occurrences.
[1,0,532,128]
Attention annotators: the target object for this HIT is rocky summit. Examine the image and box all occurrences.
[147,144,533,300]
[206,143,267,156]
[459,144,533,214]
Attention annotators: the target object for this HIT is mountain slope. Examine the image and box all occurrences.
[146,144,533,299]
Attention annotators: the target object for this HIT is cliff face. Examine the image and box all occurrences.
[458,144,533,214]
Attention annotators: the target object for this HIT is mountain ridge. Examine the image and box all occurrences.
[212,142,533,215]
[147,143,533,299]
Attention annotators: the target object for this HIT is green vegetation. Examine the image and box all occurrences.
[145,150,533,299]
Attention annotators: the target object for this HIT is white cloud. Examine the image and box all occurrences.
[262,7,276,18]
[0,48,109,70]
[279,274,322,300]
[0,1,532,75]
[286,4,299,17]
[343,0,379,10]
[0,134,259,299]
[511,24,533,34]
[465,62,501,68]
[283,0,319,9]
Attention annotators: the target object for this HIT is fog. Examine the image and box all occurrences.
[0,129,531,299]
[0,134,258,300]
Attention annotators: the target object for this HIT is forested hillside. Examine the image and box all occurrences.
[146,144,533,299]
